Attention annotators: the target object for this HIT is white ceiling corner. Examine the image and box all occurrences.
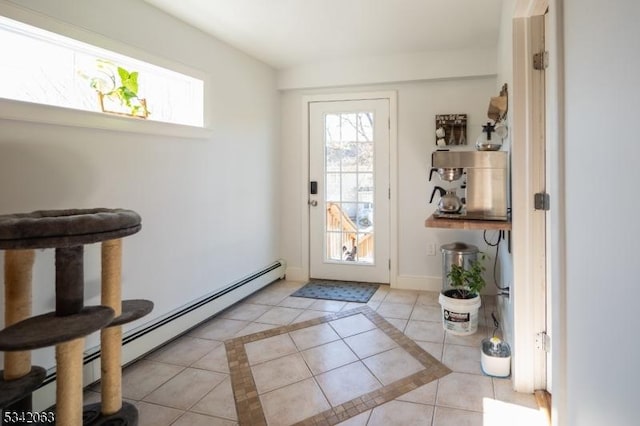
[143,0,503,70]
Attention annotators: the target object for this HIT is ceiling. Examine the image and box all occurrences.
[143,0,504,70]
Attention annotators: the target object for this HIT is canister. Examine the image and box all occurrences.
[441,242,479,292]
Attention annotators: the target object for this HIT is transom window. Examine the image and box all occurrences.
[0,15,204,127]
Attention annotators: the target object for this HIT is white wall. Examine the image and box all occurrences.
[562,1,640,425]
[278,48,497,90]
[280,77,502,292]
[0,0,280,369]
[494,0,517,359]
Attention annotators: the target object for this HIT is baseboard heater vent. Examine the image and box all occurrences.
[33,259,286,410]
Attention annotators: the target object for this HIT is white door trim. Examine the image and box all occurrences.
[512,7,566,426]
[512,13,547,393]
[539,1,567,425]
[514,0,549,17]
[300,91,398,286]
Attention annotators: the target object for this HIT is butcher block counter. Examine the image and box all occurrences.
[425,214,512,231]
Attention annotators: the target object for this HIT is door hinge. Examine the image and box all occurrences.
[533,51,549,70]
[388,187,391,199]
[534,192,550,211]
[388,259,391,270]
[536,331,551,353]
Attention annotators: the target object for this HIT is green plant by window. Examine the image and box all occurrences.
[447,253,487,299]
[82,59,148,117]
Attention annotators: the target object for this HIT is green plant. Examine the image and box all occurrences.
[447,253,487,299]
[83,59,148,117]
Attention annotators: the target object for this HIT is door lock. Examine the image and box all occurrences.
[308,200,318,206]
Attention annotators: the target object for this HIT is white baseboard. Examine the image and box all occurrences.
[394,275,442,292]
[284,266,307,282]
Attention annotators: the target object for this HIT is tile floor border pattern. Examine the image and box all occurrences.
[225,305,452,426]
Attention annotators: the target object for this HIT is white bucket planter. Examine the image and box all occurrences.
[438,291,482,336]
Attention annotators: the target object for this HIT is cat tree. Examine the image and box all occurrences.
[0,208,153,425]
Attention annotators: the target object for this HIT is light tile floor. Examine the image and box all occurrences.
[84,279,547,426]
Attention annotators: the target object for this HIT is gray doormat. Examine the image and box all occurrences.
[291,279,380,303]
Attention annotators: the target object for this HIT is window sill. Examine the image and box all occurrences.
[0,98,212,139]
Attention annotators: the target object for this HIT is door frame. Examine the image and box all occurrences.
[300,91,398,286]
[512,2,566,423]
[512,11,547,394]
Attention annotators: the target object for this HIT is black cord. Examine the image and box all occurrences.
[483,229,500,247]
[483,230,509,291]
[491,312,502,338]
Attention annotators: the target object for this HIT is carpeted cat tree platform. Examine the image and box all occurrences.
[0,208,153,425]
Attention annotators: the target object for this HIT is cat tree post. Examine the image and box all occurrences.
[4,250,35,382]
[100,238,123,415]
[83,236,153,425]
[54,245,88,425]
[1,249,46,423]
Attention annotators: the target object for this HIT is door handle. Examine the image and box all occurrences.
[308,200,318,206]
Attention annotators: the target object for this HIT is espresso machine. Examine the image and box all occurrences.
[431,149,508,220]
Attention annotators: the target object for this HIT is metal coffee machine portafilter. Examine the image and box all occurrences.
[431,149,508,220]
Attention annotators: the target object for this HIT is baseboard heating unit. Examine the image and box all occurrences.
[32,259,286,410]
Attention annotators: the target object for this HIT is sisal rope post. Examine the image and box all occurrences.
[55,338,84,426]
[3,249,35,380]
[100,238,123,415]
[53,246,86,426]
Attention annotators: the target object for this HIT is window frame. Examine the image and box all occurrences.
[0,3,212,139]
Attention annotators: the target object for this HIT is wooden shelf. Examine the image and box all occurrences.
[425,214,512,231]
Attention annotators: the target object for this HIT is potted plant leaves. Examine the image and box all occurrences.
[83,59,149,118]
[438,253,487,335]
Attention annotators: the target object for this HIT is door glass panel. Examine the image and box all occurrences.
[326,144,341,172]
[326,231,343,261]
[358,143,373,172]
[358,173,374,198]
[358,112,374,141]
[341,173,358,202]
[356,233,373,262]
[341,142,358,172]
[356,204,373,230]
[326,173,340,201]
[341,113,358,141]
[324,112,375,265]
[326,114,341,142]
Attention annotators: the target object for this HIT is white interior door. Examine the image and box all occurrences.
[309,99,390,283]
